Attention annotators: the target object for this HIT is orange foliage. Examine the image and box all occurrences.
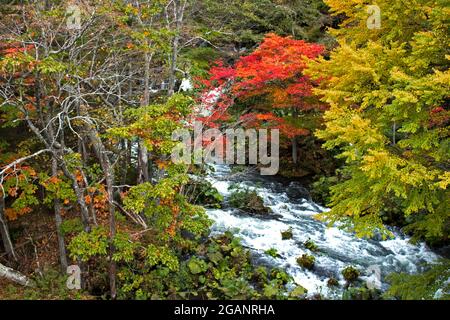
[4,207,32,221]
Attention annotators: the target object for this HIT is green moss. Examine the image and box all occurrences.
[186,179,224,208]
[265,248,280,258]
[297,254,316,270]
[230,165,248,175]
[342,266,360,282]
[327,277,340,287]
[304,239,319,252]
[289,285,308,299]
[228,186,271,215]
[281,228,293,240]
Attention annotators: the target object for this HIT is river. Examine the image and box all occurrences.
[204,164,440,299]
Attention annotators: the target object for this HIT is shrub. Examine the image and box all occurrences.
[117,233,295,300]
[342,287,380,300]
[310,176,339,206]
[23,269,87,300]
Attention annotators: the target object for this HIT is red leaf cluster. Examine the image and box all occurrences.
[195,34,325,135]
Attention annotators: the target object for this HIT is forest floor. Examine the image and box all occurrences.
[0,210,68,299]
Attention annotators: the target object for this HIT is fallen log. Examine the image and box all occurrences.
[0,262,32,287]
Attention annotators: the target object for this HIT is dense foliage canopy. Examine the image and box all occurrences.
[0,0,447,301]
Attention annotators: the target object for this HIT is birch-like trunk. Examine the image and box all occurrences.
[84,125,117,299]
[0,263,32,286]
[52,158,68,272]
[292,107,299,164]
[0,196,17,261]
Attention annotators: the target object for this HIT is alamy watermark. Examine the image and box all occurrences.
[66,265,81,290]
[367,5,381,30]
[66,4,82,30]
[171,121,280,175]
[366,265,382,290]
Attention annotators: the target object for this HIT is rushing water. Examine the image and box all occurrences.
[204,164,440,299]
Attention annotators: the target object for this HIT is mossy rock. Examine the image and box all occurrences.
[265,248,280,258]
[230,165,248,175]
[186,178,223,208]
[327,277,340,287]
[311,293,323,300]
[304,239,319,252]
[342,266,360,282]
[229,187,271,215]
[297,254,315,270]
[289,285,308,299]
[281,228,293,240]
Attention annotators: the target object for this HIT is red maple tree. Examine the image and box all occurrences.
[196,34,325,141]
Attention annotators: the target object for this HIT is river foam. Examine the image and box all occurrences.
[205,164,440,299]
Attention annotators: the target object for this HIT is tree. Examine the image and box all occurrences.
[190,0,334,52]
[0,0,138,295]
[307,0,449,241]
[197,34,325,164]
[0,1,225,296]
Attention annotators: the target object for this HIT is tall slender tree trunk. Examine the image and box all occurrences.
[119,139,128,188]
[105,164,116,300]
[63,166,91,233]
[168,0,186,97]
[137,52,153,184]
[137,142,150,184]
[52,158,68,272]
[0,196,17,261]
[168,33,180,96]
[393,121,397,145]
[84,125,117,299]
[292,107,299,164]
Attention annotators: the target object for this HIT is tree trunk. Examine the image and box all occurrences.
[52,158,68,272]
[137,142,150,184]
[84,125,117,299]
[59,162,91,233]
[119,139,128,188]
[0,196,17,261]
[168,0,186,97]
[292,107,299,164]
[36,106,92,234]
[137,52,152,184]
[393,121,397,145]
[168,33,180,96]
[0,263,32,287]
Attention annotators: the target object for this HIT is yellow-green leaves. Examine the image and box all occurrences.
[309,0,449,241]
[68,227,109,262]
[146,244,179,271]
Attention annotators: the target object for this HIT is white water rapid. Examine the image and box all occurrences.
[205,164,440,299]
